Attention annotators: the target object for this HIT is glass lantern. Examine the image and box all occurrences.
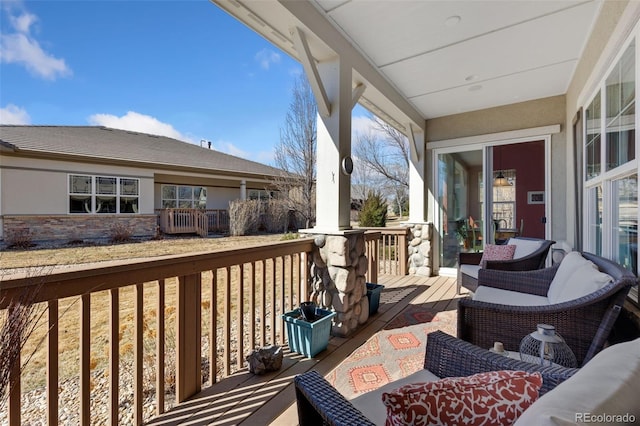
[519,324,577,368]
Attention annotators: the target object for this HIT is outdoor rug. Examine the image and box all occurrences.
[327,306,457,399]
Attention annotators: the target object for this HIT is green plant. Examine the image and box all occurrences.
[358,192,388,227]
[281,232,299,241]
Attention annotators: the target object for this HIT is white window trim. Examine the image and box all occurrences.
[68,174,140,214]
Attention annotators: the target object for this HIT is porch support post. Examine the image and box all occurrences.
[299,52,369,337]
[314,56,352,231]
[405,125,434,276]
[240,180,247,201]
[407,124,426,223]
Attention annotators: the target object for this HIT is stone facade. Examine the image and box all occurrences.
[307,231,369,337]
[2,215,158,244]
[406,222,434,276]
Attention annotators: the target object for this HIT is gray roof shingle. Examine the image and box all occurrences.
[0,125,284,178]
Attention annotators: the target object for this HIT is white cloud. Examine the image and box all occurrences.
[214,139,274,164]
[255,48,281,70]
[0,5,72,80]
[0,104,30,124]
[214,139,250,158]
[88,111,192,142]
[351,114,389,142]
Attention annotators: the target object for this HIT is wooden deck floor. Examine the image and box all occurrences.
[147,274,461,426]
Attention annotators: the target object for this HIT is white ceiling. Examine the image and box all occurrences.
[212,0,602,127]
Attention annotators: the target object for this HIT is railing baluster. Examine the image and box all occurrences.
[237,264,245,370]
[270,259,276,345]
[224,267,231,376]
[248,262,255,354]
[156,280,165,415]
[279,257,285,346]
[47,300,59,425]
[134,284,143,425]
[110,289,119,425]
[209,270,217,385]
[260,260,266,346]
[288,255,294,310]
[80,293,90,425]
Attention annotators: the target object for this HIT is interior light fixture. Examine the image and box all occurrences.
[494,146,511,187]
[494,171,510,187]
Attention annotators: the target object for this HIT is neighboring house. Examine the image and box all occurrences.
[0,125,285,243]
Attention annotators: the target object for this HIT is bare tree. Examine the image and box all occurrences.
[354,116,410,216]
[273,74,317,228]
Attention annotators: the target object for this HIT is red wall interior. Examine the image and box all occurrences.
[495,140,545,238]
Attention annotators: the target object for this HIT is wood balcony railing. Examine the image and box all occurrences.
[0,227,408,425]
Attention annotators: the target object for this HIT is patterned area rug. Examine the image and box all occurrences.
[327,306,457,399]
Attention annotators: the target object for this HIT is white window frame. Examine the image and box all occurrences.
[68,174,140,214]
[582,35,639,258]
[161,184,207,209]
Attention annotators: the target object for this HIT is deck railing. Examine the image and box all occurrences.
[0,227,407,425]
[156,209,229,236]
[365,227,410,276]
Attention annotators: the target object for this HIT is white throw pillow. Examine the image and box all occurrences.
[554,266,613,304]
[547,252,592,302]
[508,238,543,259]
[514,338,640,426]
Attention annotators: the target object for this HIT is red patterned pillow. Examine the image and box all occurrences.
[382,370,542,426]
[479,244,516,269]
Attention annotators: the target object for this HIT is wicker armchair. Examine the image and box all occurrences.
[294,331,578,426]
[458,252,637,366]
[458,237,555,294]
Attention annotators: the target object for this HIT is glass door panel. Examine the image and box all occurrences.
[438,150,483,268]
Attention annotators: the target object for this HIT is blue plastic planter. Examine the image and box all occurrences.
[366,283,384,316]
[282,307,336,358]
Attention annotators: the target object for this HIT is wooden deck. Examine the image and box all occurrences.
[147,274,461,426]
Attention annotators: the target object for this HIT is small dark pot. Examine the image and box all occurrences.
[299,302,316,322]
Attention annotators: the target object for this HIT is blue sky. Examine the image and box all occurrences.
[0,0,373,165]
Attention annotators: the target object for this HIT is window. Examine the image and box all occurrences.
[606,41,636,171]
[161,185,207,209]
[492,169,516,229]
[248,189,277,201]
[583,36,638,305]
[69,175,139,214]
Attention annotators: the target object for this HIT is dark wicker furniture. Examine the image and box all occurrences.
[294,331,578,426]
[457,237,555,294]
[458,252,637,367]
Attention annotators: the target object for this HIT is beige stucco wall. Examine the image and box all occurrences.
[0,155,155,215]
[425,95,566,243]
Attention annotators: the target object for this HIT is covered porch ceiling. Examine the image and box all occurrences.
[211,0,602,132]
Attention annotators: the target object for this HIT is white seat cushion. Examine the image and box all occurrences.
[507,238,543,259]
[460,264,481,279]
[351,368,440,424]
[473,285,550,306]
[515,337,640,425]
[547,252,613,304]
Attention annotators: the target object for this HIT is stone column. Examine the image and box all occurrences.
[305,230,369,337]
[406,222,434,276]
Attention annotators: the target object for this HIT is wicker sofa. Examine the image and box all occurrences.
[458,251,637,366]
[294,331,578,426]
[458,237,555,294]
